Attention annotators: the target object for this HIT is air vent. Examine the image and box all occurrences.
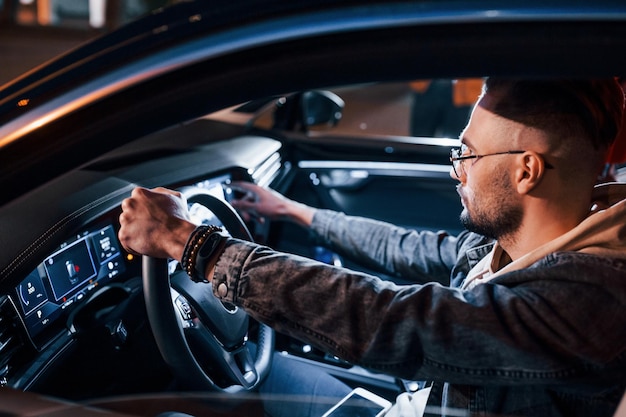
[251,152,282,187]
[0,295,25,386]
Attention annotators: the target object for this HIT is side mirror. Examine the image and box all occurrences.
[273,90,344,132]
[300,90,344,128]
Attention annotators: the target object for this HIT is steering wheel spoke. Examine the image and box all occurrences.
[184,320,259,389]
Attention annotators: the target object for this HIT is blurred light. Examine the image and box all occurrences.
[17,99,29,107]
[350,170,369,179]
[89,0,106,28]
[406,381,420,392]
[36,0,51,25]
[309,172,320,186]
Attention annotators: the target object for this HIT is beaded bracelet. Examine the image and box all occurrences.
[180,226,209,272]
[180,225,223,282]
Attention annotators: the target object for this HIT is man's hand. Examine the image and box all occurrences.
[118,187,197,261]
[230,181,316,227]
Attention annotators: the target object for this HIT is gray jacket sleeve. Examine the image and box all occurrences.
[211,241,625,384]
[311,209,462,284]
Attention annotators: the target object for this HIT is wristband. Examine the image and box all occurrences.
[181,225,227,283]
[194,229,228,283]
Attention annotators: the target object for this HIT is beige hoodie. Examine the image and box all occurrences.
[387,181,626,416]
[463,182,626,289]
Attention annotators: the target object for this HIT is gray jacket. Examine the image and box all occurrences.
[212,204,626,416]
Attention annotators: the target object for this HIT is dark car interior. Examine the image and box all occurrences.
[1,1,626,416]
[0,81,469,415]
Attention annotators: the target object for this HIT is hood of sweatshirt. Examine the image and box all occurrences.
[462,182,626,289]
[499,181,626,275]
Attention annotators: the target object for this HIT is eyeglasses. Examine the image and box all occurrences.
[450,147,558,178]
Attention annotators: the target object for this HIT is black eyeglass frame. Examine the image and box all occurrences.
[449,148,554,178]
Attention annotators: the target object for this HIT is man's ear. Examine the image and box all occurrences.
[514,152,547,194]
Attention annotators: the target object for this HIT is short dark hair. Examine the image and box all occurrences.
[483,78,625,150]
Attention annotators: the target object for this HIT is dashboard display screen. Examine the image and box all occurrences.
[14,223,126,348]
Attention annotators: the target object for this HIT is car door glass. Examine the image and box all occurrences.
[307,79,481,140]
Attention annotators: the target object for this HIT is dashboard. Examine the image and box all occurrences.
[9,172,236,352]
[0,132,407,401]
[0,135,284,397]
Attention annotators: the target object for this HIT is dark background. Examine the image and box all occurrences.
[0,0,171,86]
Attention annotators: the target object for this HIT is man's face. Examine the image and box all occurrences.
[452,98,524,240]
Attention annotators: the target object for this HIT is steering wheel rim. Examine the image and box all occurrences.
[143,187,274,393]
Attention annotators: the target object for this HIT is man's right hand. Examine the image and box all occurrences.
[230,181,316,227]
[118,187,197,261]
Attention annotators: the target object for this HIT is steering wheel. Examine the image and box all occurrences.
[142,187,274,393]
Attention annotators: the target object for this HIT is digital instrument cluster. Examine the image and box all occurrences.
[12,222,126,349]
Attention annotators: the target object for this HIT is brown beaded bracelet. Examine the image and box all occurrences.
[180,225,223,282]
[181,226,208,271]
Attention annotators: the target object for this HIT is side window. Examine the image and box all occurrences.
[323,79,482,139]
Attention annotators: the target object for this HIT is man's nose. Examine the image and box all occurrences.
[449,166,461,181]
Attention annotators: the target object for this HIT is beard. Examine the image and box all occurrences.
[459,171,523,240]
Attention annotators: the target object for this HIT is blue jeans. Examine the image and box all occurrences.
[258,352,352,417]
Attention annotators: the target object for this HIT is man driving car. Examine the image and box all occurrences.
[118,78,626,417]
